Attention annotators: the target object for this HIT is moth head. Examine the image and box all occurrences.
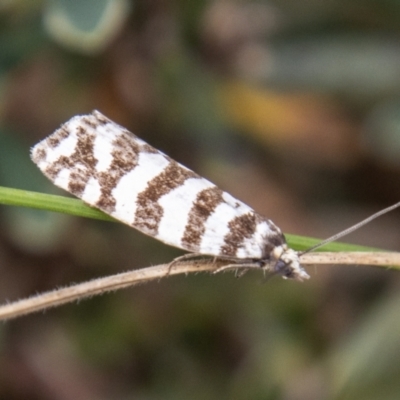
[271,245,310,281]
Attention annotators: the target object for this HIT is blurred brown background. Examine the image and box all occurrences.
[1,0,400,399]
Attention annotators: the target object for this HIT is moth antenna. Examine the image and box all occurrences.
[300,201,400,256]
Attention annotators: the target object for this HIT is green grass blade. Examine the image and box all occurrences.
[0,186,386,253]
[286,233,377,252]
[0,186,114,222]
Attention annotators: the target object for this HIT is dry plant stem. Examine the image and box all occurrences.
[300,252,400,266]
[0,252,399,321]
[0,261,217,321]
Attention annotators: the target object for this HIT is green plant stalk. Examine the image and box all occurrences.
[0,186,383,253]
[0,186,114,222]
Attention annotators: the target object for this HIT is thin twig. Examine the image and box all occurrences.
[0,252,399,321]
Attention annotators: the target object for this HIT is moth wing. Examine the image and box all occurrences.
[31,111,285,259]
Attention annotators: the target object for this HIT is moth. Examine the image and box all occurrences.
[31,111,400,282]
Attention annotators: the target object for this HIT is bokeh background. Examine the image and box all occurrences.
[1,0,400,399]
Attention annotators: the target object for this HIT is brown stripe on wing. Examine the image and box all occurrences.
[181,187,224,252]
[260,226,287,261]
[220,213,258,257]
[47,126,71,148]
[31,147,47,164]
[134,161,198,236]
[67,126,98,196]
[96,131,141,213]
[44,125,97,197]
[32,130,67,174]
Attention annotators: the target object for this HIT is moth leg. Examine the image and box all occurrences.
[213,263,262,274]
[235,268,249,278]
[167,254,245,275]
[166,253,207,275]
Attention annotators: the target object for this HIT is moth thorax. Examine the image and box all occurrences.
[270,245,310,281]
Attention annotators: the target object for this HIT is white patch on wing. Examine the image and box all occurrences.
[112,151,170,224]
[81,176,102,204]
[156,177,215,248]
[92,128,116,172]
[53,168,71,190]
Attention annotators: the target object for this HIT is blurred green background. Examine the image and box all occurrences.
[1,0,400,399]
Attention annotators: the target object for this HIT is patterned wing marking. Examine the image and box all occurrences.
[135,161,197,236]
[235,219,284,259]
[112,151,170,227]
[181,187,225,252]
[220,213,258,257]
[199,194,262,257]
[156,177,216,249]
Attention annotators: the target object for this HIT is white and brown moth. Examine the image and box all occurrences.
[30,111,400,281]
[35,111,370,282]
